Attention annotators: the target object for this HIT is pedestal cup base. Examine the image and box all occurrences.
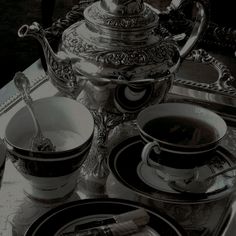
[21,169,80,203]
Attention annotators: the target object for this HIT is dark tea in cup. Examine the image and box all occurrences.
[142,116,218,147]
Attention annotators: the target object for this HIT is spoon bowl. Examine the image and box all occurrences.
[13,72,55,152]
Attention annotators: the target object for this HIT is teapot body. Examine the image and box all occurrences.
[60,1,180,82]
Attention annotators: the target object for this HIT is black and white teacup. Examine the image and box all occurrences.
[5,97,94,202]
[137,103,227,182]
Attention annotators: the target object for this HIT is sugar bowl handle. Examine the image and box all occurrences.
[141,141,162,169]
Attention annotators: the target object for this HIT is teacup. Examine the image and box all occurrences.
[0,139,6,189]
[137,103,227,181]
[5,97,94,202]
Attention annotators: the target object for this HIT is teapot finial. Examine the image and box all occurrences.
[100,0,144,15]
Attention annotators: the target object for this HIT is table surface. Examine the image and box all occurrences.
[0,57,236,236]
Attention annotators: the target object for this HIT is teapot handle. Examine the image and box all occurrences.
[170,0,207,59]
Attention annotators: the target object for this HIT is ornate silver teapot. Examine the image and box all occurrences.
[18,0,206,112]
[18,0,206,196]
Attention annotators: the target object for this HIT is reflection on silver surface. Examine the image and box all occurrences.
[169,49,236,124]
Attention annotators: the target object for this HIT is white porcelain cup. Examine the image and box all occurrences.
[137,103,227,182]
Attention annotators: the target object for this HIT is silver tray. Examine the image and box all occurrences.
[0,53,236,236]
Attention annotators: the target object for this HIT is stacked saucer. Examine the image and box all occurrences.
[106,136,236,234]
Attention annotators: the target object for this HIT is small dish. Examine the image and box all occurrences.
[25,198,187,236]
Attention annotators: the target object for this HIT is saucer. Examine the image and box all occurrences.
[25,198,186,236]
[108,136,236,202]
[137,161,233,195]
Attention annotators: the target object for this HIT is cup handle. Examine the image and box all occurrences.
[141,141,162,168]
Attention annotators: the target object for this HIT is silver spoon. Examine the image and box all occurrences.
[14,72,55,152]
[169,165,236,194]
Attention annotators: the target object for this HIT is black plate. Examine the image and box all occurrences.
[25,198,186,236]
[108,136,236,203]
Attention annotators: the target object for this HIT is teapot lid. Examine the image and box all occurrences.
[85,0,159,31]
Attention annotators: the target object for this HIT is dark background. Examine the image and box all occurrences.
[0,0,76,88]
[0,0,235,88]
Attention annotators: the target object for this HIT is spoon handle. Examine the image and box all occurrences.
[13,72,42,135]
[206,165,236,181]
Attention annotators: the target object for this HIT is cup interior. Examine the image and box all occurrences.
[137,103,227,149]
[5,97,94,152]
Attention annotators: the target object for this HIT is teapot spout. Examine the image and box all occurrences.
[18,22,57,68]
[18,22,83,99]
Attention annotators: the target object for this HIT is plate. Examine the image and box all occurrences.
[108,136,236,203]
[25,198,186,236]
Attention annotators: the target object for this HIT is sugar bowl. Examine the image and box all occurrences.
[4,96,94,202]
